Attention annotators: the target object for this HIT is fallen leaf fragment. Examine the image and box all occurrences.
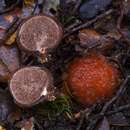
[5,31,16,45]
[21,118,34,130]
[79,29,100,48]
[0,126,6,130]
[0,91,15,122]
[24,0,35,6]
[79,29,115,55]
[7,108,21,123]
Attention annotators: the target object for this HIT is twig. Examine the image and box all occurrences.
[72,0,82,15]
[31,0,39,15]
[101,76,129,113]
[65,20,82,33]
[117,0,125,29]
[5,18,22,36]
[106,103,130,116]
[76,108,93,130]
[64,9,113,38]
[116,1,130,45]
[5,16,19,33]
[0,0,20,15]
[0,18,22,45]
[86,76,130,130]
[76,111,85,130]
[86,113,104,130]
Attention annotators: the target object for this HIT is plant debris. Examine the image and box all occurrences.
[0,0,130,130]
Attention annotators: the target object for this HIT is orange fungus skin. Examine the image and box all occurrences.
[67,54,120,106]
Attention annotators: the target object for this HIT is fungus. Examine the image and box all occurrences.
[17,15,63,55]
[10,66,55,107]
[67,53,120,106]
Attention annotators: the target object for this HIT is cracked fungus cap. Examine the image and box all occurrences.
[67,54,121,106]
[17,15,63,54]
[10,67,55,107]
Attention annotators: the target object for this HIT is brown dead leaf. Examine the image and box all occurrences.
[7,108,22,123]
[21,118,34,130]
[5,32,16,45]
[0,126,6,130]
[78,29,100,48]
[24,0,35,6]
[78,29,115,55]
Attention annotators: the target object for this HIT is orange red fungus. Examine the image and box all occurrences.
[67,54,120,106]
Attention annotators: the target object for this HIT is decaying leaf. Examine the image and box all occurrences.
[0,15,15,42]
[78,29,100,48]
[0,60,11,82]
[0,91,15,123]
[0,15,15,30]
[24,0,35,6]
[5,31,16,45]
[21,118,34,130]
[78,29,115,55]
[0,126,6,130]
[43,0,60,13]
[7,108,21,123]
[0,45,20,74]
[97,117,110,130]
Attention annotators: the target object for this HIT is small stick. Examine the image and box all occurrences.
[117,0,124,29]
[0,18,22,45]
[64,9,113,38]
[101,76,129,113]
[65,20,82,33]
[106,103,130,116]
[72,0,82,15]
[86,76,129,130]
[76,111,85,130]
[5,16,19,33]
[0,0,20,15]
[31,0,39,15]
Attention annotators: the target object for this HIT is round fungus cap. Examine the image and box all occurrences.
[67,54,121,106]
[18,15,63,54]
[10,66,55,107]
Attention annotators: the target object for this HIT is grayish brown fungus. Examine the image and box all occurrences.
[17,15,63,54]
[10,66,55,107]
